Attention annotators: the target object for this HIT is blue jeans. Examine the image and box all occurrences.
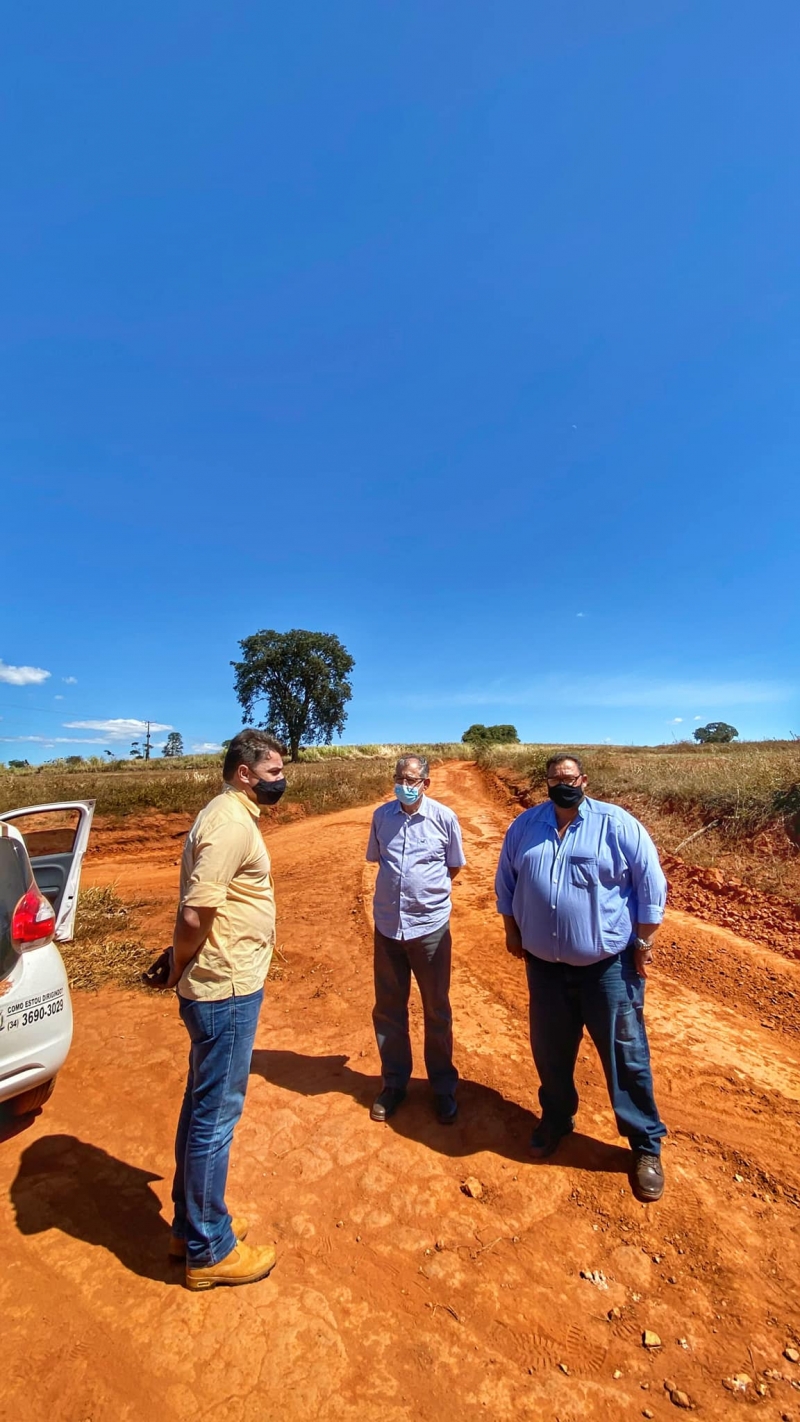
[171,989,263,1266]
[524,946,666,1154]
[373,924,458,1094]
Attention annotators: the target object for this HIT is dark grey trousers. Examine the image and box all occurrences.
[372,923,458,1094]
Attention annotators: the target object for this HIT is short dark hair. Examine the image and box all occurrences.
[223,729,285,781]
[545,751,585,777]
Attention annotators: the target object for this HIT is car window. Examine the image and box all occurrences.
[0,836,31,980]
[6,808,81,858]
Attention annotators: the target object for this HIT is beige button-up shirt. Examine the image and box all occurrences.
[177,785,276,1001]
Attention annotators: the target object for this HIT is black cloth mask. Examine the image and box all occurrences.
[548,783,584,809]
[253,776,287,806]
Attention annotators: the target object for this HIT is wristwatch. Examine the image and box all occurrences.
[632,936,653,952]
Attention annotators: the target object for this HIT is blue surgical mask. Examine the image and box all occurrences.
[394,782,422,806]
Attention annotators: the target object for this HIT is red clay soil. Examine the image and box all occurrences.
[2,763,800,1422]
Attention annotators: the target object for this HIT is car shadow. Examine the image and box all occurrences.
[249,1049,631,1176]
[10,1134,176,1283]
[0,1104,42,1144]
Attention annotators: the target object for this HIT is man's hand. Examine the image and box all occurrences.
[167,904,216,988]
[634,943,652,979]
[634,925,659,979]
[501,913,525,961]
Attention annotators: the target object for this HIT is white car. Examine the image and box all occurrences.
[0,800,94,1116]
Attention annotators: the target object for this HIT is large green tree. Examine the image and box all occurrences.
[232,628,355,762]
[693,721,739,744]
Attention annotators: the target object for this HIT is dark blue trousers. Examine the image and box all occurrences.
[524,946,666,1154]
[373,924,458,1094]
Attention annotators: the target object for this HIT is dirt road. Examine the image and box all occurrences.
[2,762,800,1422]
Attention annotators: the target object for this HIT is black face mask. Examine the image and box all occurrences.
[548,783,584,809]
[253,776,287,806]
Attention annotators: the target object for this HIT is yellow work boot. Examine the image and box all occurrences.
[168,1216,249,1261]
[185,1239,277,1292]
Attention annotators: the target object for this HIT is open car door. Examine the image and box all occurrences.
[0,800,95,942]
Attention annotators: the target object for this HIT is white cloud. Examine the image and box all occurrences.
[191,742,224,754]
[62,676,78,684]
[64,718,173,740]
[0,659,51,686]
[576,612,586,618]
[694,715,703,720]
[667,717,683,724]
[54,694,64,700]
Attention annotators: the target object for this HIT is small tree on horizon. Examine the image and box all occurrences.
[231,628,355,762]
[462,723,520,745]
[693,722,739,744]
[162,731,184,758]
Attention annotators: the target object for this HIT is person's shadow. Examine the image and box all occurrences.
[250,1050,631,1174]
[10,1134,174,1283]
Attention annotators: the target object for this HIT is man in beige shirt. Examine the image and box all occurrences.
[167,728,286,1290]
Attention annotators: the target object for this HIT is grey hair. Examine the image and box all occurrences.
[395,753,429,779]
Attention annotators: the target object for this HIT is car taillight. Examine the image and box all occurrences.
[12,884,56,947]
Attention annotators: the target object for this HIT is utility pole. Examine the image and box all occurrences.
[144,721,152,761]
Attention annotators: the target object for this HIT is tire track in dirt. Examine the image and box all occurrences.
[2,763,800,1421]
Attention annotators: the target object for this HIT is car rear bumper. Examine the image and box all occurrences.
[0,945,73,1105]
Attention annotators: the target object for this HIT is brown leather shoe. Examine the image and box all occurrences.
[185,1239,277,1291]
[169,1216,249,1261]
[631,1151,665,1203]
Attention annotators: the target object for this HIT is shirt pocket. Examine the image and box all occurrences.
[569,855,598,889]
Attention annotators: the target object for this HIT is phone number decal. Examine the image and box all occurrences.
[0,985,65,1033]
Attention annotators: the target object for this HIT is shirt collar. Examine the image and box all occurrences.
[223,784,261,820]
[544,795,587,828]
[393,793,427,819]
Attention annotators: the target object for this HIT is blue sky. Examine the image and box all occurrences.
[2,1,798,760]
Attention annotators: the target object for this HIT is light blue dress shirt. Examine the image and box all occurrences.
[495,796,667,966]
[367,795,467,940]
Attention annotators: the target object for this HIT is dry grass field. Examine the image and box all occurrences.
[0,744,468,819]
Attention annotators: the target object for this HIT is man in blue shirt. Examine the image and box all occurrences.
[366,753,466,1125]
[495,752,668,1202]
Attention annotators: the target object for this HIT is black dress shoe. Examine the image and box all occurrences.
[529,1118,574,1159]
[433,1093,458,1124]
[630,1150,665,1202]
[370,1087,407,1122]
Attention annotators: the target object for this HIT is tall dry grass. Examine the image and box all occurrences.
[0,744,470,819]
[65,884,151,990]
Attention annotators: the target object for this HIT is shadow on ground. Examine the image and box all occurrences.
[10,1134,175,1283]
[250,1049,631,1175]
